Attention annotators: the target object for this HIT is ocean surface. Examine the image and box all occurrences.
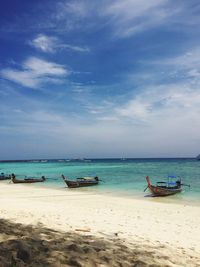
[0,158,199,205]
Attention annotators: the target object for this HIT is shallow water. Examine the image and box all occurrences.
[0,158,199,204]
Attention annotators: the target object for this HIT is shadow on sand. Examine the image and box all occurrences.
[0,218,153,267]
[0,218,198,267]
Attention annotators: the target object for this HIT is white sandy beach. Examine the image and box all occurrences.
[0,181,200,266]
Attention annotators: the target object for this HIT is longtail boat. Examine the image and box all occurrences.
[11,174,46,184]
[0,173,11,180]
[144,175,183,196]
[61,174,99,188]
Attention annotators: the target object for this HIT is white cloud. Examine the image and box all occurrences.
[64,1,91,18]
[30,34,57,53]
[80,77,200,140]
[102,0,171,37]
[115,85,200,121]
[1,0,200,42]
[1,85,200,158]
[1,69,40,88]
[117,100,150,120]
[52,0,181,38]
[164,48,200,72]
[24,57,68,76]
[1,72,200,158]
[30,34,90,53]
[1,57,69,88]
[140,47,200,88]
[52,0,200,40]
[62,44,90,53]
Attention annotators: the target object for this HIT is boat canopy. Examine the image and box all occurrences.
[156,175,180,186]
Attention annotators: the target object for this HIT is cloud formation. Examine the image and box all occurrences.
[1,57,69,88]
[51,0,189,38]
[1,0,200,158]
[30,34,90,53]
[102,0,172,37]
[30,34,57,53]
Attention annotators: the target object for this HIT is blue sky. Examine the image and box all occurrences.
[0,0,200,160]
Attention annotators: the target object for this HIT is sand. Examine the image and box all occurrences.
[0,181,200,266]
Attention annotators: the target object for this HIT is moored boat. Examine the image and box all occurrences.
[11,174,46,184]
[144,175,183,196]
[0,173,11,180]
[61,174,99,188]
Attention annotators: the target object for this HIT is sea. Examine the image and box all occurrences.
[0,158,199,205]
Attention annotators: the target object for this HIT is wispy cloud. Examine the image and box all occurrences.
[111,47,200,122]
[24,57,67,75]
[53,0,200,39]
[29,34,90,53]
[1,0,200,158]
[1,57,69,88]
[115,84,200,121]
[62,44,90,53]
[1,1,199,40]
[135,47,200,89]
[102,0,172,38]
[162,48,200,75]
[51,0,182,38]
[1,82,200,158]
[59,1,92,18]
[29,34,58,53]
[70,83,194,126]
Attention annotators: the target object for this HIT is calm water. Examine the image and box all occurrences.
[0,158,199,204]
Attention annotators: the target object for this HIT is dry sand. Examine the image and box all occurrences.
[0,181,200,266]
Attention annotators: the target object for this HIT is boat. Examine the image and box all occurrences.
[0,173,11,180]
[11,173,46,184]
[196,154,200,160]
[144,175,183,196]
[61,174,100,188]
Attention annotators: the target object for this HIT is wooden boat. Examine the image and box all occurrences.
[11,174,46,184]
[145,176,183,196]
[0,173,11,180]
[61,174,99,188]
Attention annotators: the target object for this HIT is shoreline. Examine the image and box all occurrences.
[0,181,200,266]
[1,178,200,208]
[20,179,200,208]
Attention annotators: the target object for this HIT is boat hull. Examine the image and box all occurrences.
[65,180,99,188]
[12,179,45,184]
[61,175,99,188]
[11,174,45,184]
[148,185,182,196]
[0,176,11,181]
[145,176,182,197]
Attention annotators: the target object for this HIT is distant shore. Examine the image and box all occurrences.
[0,181,200,266]
[0,157,197,163]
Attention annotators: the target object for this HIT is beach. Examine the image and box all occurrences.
[0,181,200,266]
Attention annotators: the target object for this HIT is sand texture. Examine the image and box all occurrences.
[0,182,200,266]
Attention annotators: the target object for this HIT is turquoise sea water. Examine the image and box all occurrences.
[0,158,199,204]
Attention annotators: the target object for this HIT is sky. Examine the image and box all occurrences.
[0,0,200,160]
